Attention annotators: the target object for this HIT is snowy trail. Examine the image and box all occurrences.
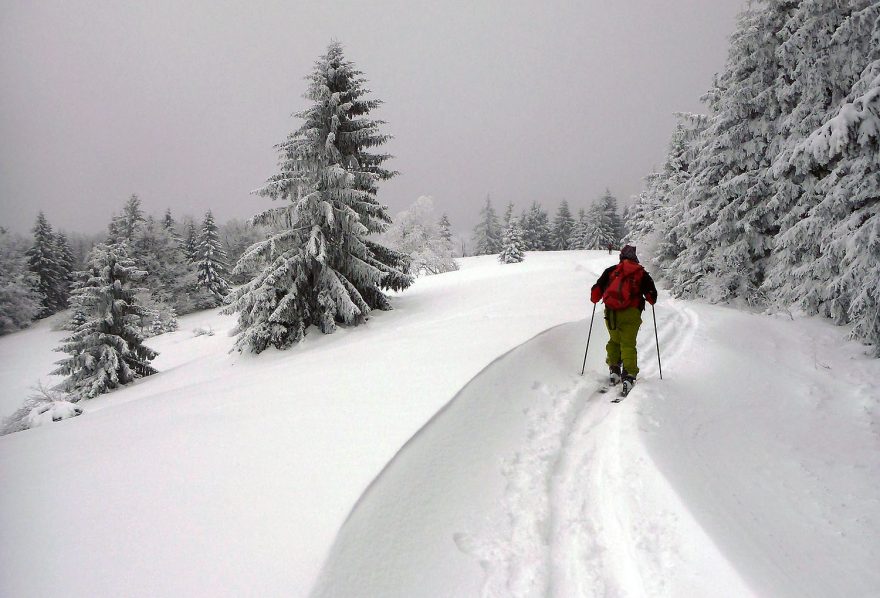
[311,302,752,597]
[313,292,880,597]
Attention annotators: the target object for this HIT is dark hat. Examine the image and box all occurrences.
[620,245,638,262]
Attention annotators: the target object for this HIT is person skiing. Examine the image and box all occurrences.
[590,245,658,396]
[607,243,613,255]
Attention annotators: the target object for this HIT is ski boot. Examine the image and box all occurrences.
[621,373,636,398]
[609,364,622,386]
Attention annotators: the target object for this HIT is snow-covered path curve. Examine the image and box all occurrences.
[311,302,752,597]
[312,292,880,597]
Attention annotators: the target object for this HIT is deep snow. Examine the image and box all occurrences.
[1,251,878,597]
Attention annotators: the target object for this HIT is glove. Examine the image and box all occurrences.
[590,285,602,304]
[646,292,657,305]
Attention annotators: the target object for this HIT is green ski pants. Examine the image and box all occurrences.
[604,307,642,377]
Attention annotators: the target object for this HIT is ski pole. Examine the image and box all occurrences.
[652,303,662,380]
[580,303,597,376]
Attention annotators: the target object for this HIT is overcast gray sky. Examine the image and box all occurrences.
[0,0,743,236]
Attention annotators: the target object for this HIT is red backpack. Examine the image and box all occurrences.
[602,261,645,310]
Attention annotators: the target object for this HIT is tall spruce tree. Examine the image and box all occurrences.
[664,2,796,302]
[53,232,74,307]
[498,216,526,264]
[53,244,157,399]
[648,112,708,283]
[225,42,413,353]
[26,212,66,316]
[472,196,502,254]
[162,208,176,232]
[599,190,623,246]
[119,195,146,243]
[551,200,576,250]
[439,213,453,245]
[571,208,589,250]
[196,210,231,303]
[622,173,662,246]
[766,2,880,351]
[162,208,183,246]
[520,201,552,251]
[502,201,515,229]
[183,220,198,262]
[584,201,617,250]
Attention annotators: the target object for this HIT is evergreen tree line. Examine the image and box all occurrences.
[624,1,880,354]
[0,197,267,338]
[0,216,72,334]
[1,193,271,415]
[471,191,624,256]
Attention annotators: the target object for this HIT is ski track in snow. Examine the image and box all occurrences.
[458,303,699,598]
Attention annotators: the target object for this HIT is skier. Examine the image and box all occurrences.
[607,243,613,255]
[590,245,658,396]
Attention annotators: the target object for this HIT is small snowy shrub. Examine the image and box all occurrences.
[1,385,82,436]
[192,326,215,337]
[26,401,83,428]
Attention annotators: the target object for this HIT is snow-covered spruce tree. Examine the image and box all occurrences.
[647,112,708,283]
[162,208,174,230]
[0,228,42,334]
[54,232,75,305]
[502,201,515,229]
[472,196,502,255]
[764,1,880,324]
[225,42,413,353]
[439,213,453,245]
[767,10,880,352]
[520,201,552,251]
[112,194,147,244]
[583,200,617,250]
[599,190,623,246]
[498,216,526,264]
[664,2,796,303]
[570,208,589,250]
[53,243,158,399]
[551,200,575,250]
[26,212,67,316]
[622,175,658,246]
[162,208,183,244]
[132,215,208,318]
[196,210,231,303]
[182,220,198,262]
[385,196,457,275]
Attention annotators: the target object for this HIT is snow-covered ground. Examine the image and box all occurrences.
[1,251,878,597]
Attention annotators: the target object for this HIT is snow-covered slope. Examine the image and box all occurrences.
[1,251,878,597]
[0,252,607,597]
[312,298,880,598]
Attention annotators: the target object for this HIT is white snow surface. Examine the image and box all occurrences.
[1,251,878,597]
